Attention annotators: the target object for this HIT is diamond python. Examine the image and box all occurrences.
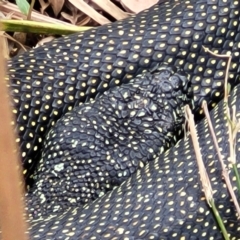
[5,0,240,239]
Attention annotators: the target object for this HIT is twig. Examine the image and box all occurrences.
[202,101,240,217]
[185,105,213,204]
[202,46,232,101]
[27,0,35,20]
[202,46,240,215]
[185,105,230,240]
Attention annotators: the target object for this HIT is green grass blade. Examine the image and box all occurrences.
[15,0,30,15]
[0,20,92,35]
[210,199,230,240]
[232,163,240,197]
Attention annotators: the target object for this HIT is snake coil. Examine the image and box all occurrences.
[5,0,240,239]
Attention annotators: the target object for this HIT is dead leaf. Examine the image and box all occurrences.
[120,0,158,13]
[4,32,28,57]
[92,0,130,20]
[48,0,65,16]
[0,32,9,59]
[61,11,79,25]
[0,2,73,25]
[61,1,85,25]
[69,0,110,25]
[13,32,26,45]
[0,0,8,6]
[76,16,91,26]
[38,0,50,15]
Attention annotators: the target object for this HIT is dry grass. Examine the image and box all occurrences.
[0,35,28,240]
[0,0,157,57]
[185,49,240,239]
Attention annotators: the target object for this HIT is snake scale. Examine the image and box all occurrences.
[4,0,240,239]
[26,64,193,218]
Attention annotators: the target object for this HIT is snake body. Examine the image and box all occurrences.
[30,82,240,239]
[5,0,240,239]
[26,64,192,218]
[8,0,240,182]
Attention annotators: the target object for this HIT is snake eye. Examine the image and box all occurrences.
[160,80,172,93]
[152,69,171,83]
[169,75,180,89]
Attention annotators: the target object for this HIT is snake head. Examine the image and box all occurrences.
[147,63,194,109]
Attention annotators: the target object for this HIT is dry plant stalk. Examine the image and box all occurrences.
[92,0,130,20]
[202,47,240,219]
[185,105,230,239]
[0,36,28,239]
[202,46,231,102]
[0,1,73,25]
[185,105,213,204]
[202,101,240,217]
[69,0,110,25]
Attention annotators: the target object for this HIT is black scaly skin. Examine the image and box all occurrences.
[26,64,192,218]
[4,0,240,238]
[29,82,240,239]
[7,0,240,182]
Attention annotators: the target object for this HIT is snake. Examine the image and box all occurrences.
[25,63,193,219]
[5,0,240,239]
